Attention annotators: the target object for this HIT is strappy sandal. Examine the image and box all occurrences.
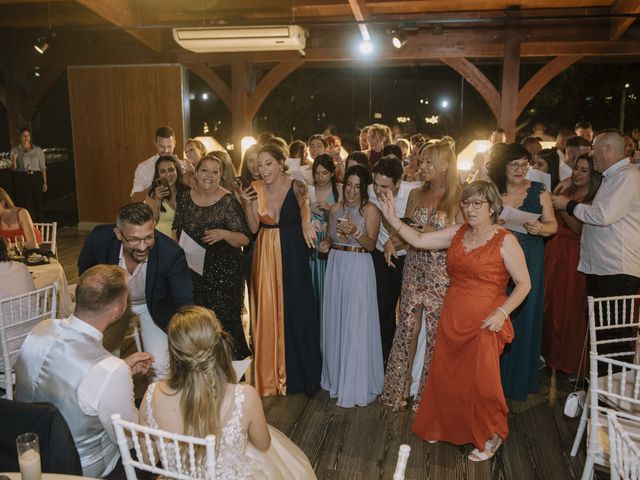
[468,436,502,462]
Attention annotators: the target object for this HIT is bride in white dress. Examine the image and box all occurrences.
[138,305,316,479]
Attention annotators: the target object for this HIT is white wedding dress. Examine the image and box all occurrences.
[144,383,317,479]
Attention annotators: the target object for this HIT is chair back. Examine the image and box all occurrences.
[587,295,640,362]
[393,444,411,480]
[0,283,58,399]
[33,222,57,256]
[608,410,640,480]
[111,413,216,480]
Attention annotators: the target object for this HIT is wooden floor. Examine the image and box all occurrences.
[57,227,597,480]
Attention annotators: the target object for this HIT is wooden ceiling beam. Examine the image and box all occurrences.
[74,0,162,52]
[247,59,306,118]
[440,57,500,119]
[348,0,372,41]
[183,63,232,111]
[609,0,640,40]
[516,55,583,115]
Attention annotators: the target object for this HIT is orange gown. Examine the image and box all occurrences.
[412,224,514,449]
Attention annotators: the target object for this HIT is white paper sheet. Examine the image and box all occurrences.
[500,205,541,234]
[178,231,206,276]
[525,168,551,192]
[559,161,573,181]
[232,357,252,380]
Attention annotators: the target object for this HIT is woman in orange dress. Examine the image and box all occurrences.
[0,187,41,248]
[379,180,531,461]
[241,144,321,397]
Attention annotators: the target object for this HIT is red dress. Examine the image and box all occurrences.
[412,224,514,449]
[541,211,587,375]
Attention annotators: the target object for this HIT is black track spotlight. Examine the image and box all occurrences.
[34,32,56,54]
[392,31,407,49]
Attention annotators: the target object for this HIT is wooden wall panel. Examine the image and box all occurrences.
[68,65,185,224]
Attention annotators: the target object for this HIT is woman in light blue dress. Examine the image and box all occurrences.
[319,165,383,408]
[308,154,341,332]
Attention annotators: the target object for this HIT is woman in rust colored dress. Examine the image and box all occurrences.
[542,154,601,375]
[379,180,531,461]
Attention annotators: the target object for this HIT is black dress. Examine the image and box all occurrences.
[173,191,252,359]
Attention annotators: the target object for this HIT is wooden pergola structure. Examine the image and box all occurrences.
[1,0,638,222]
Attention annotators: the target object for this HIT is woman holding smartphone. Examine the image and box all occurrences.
[318,165,383,408]
[240,143,321,397]
[145,155,189,237]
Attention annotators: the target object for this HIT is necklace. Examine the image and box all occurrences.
[469,225,495,245]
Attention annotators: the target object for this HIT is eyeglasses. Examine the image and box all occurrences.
[118,230,155,245]
[506,162,530,171]
[460,199,488,210]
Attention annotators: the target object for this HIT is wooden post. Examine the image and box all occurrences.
[500,25,521,142]
[231,55,251,170]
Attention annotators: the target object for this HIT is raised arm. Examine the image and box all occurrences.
[379,189,460,250]
[239,185,260,234]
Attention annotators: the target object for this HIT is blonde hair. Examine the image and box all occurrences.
[0,188,15,209]
[167,306,236,441]
[368,123,393,147]
[185,138,207,157]
[407,141,461,224]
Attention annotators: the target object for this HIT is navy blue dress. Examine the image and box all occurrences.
[500,181,545,401]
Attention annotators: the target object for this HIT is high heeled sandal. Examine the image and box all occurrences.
[468,436,502,462]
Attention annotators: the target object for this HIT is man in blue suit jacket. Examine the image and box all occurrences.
[78,202,193,378]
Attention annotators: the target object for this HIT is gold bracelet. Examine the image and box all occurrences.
[496,306,509,319]
[396,222,404,234]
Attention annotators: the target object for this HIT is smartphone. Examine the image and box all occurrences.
[400,217,413,225]
[235,176,251,189]
[337,217,349,224]
[156,177,170,189]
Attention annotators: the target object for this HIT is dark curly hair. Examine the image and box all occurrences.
[487,143,532,194]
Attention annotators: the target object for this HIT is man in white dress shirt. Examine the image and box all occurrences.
[552,129,640,297]
[15,265,153,479]
[368,155,421,363]
[130,126,176,201]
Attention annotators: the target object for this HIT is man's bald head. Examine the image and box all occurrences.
[591,129,626,172]
[594,130,625,155]
[75,264,128,317]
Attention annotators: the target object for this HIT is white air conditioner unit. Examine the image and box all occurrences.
[172,25,307,54]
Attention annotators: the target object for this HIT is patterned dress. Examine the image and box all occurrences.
[173,192,251,359]
[380,207,450,412]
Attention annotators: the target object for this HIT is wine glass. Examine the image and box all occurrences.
[15,235,25,258]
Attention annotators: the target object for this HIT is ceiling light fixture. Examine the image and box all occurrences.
[34,38,49,54]
[392,31,407,49]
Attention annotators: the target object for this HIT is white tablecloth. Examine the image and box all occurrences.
[28,260,72,317]
[1,473,97,480]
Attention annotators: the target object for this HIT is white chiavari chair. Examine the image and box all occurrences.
[572,295,640,457]
[33,222,57,256]
[0,283,58,399]
[608,410,640,480]
[111,413,216,480]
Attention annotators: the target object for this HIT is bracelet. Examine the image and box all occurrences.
[395,222,404,235]
[353,229,362,240]
[496,307,509,319]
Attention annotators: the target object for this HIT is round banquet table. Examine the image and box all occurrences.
[27,259,72,317]
[1,474,98,480]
